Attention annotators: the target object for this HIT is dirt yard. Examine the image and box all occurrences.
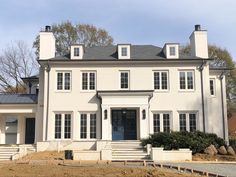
[0,151,207,177]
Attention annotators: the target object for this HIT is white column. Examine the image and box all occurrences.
[0,114,4,144]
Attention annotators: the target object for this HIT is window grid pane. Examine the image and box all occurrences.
[161,72,168,90]
[153,114,160,133]
[154,72,160,90]
[187,72,193,89]
[163,114,170,133]
[210,79,215,95]
[189,114,197,132]
[80,114,87,139]
[121,72,128,89]
[170,47,176,56]
[121,47,127,56]
[180,72,186,89]
[74,48,80,56]
[179,114,187,131]
[64,114,71,139]
[82,73,88,90]
[89,73,95,90]
[57,73,63,90]
[90,114,97,138]
[55,114,61,139]
[64,73,71,90]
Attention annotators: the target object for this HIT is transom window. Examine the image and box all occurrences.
[169,47,176,56]
[121,47,127,56]
[82,72,96,90]
[210,79,215,96]
[74,47,80,57]
[154,71,168,90]
[178,113,197,132]
[153,113,171,133]
[179,71,194,90]
[120,71,129,89]
[80,113,97,139]
[57,72,71,91]
[54,113,72,139]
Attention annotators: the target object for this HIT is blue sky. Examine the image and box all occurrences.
[0,0,235,60]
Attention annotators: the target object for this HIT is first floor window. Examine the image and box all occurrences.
[154,71,168,90]
[153,113,171,133]
[179,71,194,90]
[57,72,71,91]
[120,71,129,89]
[82,72,96,90]
[80,113,97,139]
[178,112,197,132]
[55,113,71,139]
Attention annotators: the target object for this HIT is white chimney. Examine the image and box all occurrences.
[189,25,208,58]
[39,26,56,59]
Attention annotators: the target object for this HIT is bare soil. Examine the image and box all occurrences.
[193,153,236,161]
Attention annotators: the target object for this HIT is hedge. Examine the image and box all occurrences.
[142,131,226,154]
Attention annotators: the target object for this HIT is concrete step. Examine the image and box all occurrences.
[112,155,150,160]
[113,151,148,155]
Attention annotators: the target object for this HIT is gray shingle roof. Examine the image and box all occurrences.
[0,94,38,104]
[51,45,193,60]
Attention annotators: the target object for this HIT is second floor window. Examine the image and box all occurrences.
[179,71,194,90]
[82,72,96,90]
[154,71,168,90]
[120,71,129,89]
[57,72,71,91]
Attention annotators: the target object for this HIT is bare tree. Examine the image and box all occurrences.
[0,41,38,93]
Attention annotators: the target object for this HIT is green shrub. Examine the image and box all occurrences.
[141,131,226,154]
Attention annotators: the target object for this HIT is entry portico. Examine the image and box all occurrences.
[97,90,153,140]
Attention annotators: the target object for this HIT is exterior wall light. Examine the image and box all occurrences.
[142,109,146,119]
[104,109,107,119]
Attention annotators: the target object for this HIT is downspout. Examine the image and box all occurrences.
[45,61,51,141]
[219,72,226,140]
[199,60,206,133]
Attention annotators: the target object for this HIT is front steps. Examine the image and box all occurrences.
[0,144,36,161]
[111,141,150,160]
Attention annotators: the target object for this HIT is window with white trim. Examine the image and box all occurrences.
[121,47,127,56]
[179,71,194,90]
[209,79,215,96]
[74,47,80,56]
[56,72,71,91]
[154,71,168,90]
[80,113,97,139]
[169,47,176,56]
[120,71,129,89]
[178,112,197,132]
[82,72,96,90]
[54,113,72,139]
[153,113,171,133]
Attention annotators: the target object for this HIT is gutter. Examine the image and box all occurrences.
[219,71,226,140]
[45,61,51,141]
[199,60,206,133]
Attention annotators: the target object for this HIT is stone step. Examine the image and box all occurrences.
[112,155,150,160]
[112,151,148,155]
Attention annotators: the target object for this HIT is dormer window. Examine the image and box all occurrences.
[169,47,176,56]
[74,47,80,57]
[117,44,131,59]
[71,45,84,59]
[121,47,127,56]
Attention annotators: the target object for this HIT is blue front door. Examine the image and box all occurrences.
[112,110,137,140]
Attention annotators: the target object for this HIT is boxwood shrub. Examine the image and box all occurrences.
[142,131,226,154]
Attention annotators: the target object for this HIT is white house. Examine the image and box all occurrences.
[0,25,228,160]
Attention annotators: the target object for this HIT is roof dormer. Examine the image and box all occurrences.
[117,44,131,59]
[70,44,84,59]
[163,43,179,59]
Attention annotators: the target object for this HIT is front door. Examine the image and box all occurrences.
[112,110,137,140]
[25,118,35,144]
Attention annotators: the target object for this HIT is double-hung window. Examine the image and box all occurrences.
[121,47,127,56]
[153,113,171,133]
[74,47,80,57]
[54,113,72,139]
[179,71,194,90]
[56,71,71,91]
[82,72,96,90]
[169,47,176,56]
[120,71,129,89]
[80,113,97,139]
[154,71,168,90]
[209,79,215,96]
[178,112,197,132]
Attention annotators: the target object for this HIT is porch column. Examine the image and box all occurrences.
[101,105,111,140]
[0,114,4,144]
[139,105,149,139]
